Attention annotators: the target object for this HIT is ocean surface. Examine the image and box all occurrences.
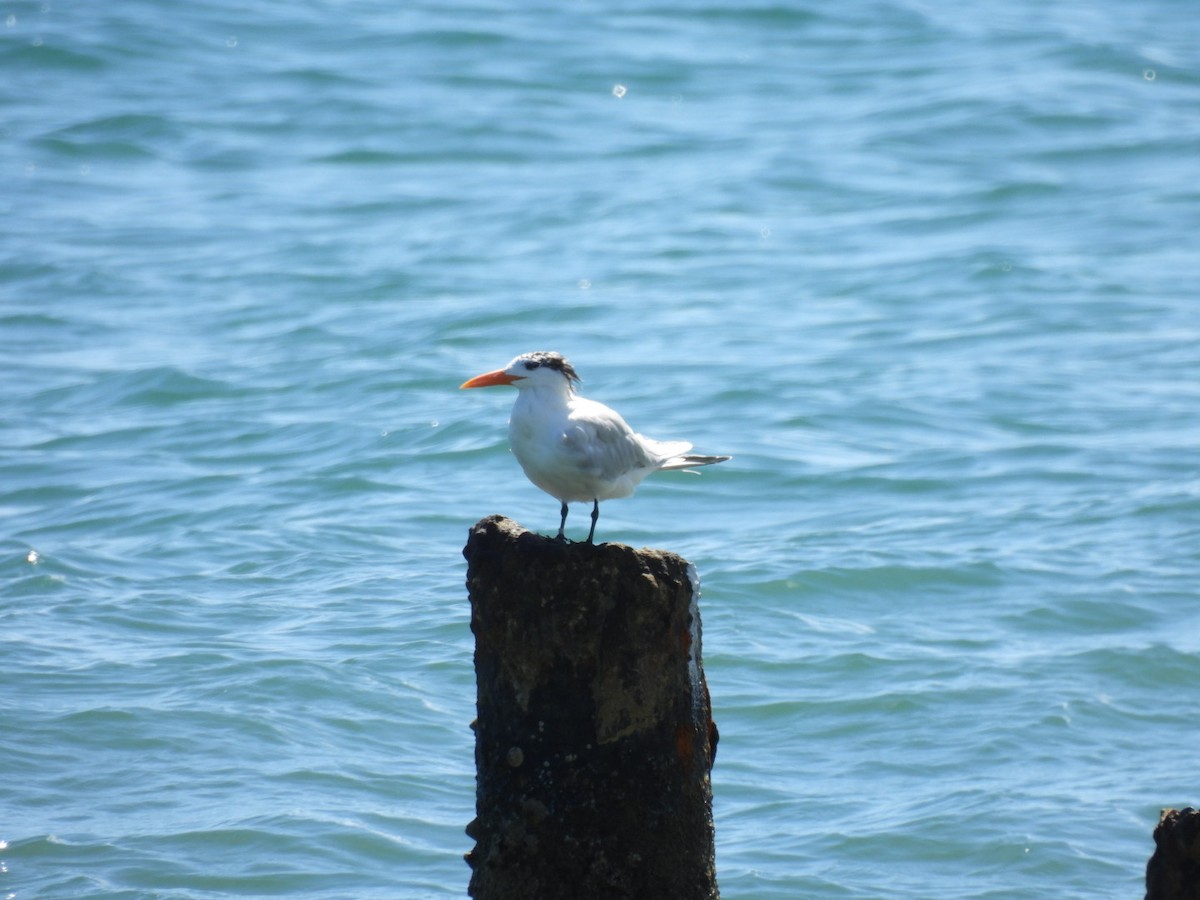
[3,1,1199,897]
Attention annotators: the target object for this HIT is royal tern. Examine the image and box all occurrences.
[461,351,730,543]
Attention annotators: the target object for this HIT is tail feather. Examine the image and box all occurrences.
[661,454,731,471]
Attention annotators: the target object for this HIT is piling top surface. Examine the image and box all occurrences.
[463,516,699,687]
[463,513,690,574]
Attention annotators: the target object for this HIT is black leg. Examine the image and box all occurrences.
[556,501,569,541]
[586,499,599,544]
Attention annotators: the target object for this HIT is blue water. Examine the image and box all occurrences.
[4,1,1199,897]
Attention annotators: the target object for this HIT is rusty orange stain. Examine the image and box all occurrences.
[675,724,694,769]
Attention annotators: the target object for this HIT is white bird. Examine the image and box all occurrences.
[461,350,730,543]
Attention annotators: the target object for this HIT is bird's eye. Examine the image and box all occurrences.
[524,361,540,370]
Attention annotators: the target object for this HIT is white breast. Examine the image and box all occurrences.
[509,392,665,503]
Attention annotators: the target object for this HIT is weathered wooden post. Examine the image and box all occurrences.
[1146,807,1200,900]
[463,515,719,899]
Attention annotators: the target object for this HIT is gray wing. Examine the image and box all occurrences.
[562,401,656,480]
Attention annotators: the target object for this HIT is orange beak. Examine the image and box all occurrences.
[460,369,523,389]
